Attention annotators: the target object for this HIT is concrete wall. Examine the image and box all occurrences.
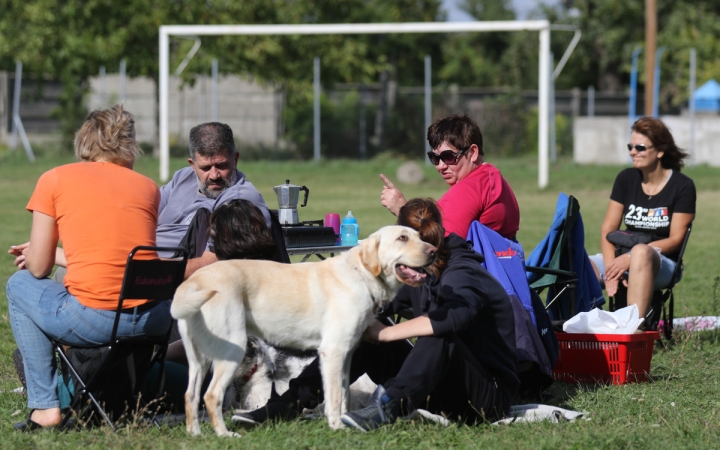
[0,72,279,149]
[574,116,720,167]
[86,74,280,147]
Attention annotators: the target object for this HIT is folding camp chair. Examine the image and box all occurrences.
[466,221,559,397]
[610,224,692,340]
[54,246,187,430]
[525,193,604,325]
[268,209,291,264]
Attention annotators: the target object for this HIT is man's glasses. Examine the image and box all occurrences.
[427,148,468,166]
[627,144,654,152]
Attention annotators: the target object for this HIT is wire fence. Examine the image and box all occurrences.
[3,70,645,160]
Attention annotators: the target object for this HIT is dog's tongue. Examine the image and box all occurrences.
[397,265,427,284]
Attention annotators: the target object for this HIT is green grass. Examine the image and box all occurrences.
[2,149,720,448]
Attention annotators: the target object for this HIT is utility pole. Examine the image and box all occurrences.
[644,0,657,116]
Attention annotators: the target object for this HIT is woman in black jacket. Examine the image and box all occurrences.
[340,198,518,430]
[233,198,518,430]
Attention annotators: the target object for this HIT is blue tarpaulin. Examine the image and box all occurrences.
[694,79,720,112]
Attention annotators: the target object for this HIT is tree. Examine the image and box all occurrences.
[0,0,444,152]
[557,0,720,108]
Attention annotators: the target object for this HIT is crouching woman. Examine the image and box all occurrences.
[340,198,518,430]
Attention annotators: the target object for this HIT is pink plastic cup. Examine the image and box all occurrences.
[324,213,341,244]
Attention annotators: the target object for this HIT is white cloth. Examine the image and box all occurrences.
[492,404,588,425]
[563,305,644,334]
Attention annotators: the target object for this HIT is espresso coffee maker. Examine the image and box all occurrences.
[273,179,309,225]
[273,179,338,248]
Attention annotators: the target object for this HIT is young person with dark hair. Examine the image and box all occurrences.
[589,116,696,318]
[209,199,276,261]
[234,198,519,431]
[165,199,278,365]
[380,114,520,240]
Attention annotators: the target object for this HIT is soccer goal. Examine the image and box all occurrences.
[159,21,553,187]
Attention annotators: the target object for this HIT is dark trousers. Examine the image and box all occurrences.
[283,334,512,424]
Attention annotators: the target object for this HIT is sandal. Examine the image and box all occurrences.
[13,409,65,432]
[14,410,43,432]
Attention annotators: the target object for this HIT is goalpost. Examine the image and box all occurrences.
[159,21,552,187]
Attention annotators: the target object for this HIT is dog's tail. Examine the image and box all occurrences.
[170,281,217,319]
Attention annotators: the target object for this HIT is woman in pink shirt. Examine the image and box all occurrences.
[380,115,520,240]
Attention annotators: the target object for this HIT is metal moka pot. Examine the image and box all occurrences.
[273,179,309,224]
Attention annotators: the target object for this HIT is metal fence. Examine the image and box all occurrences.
[2,70,654,160]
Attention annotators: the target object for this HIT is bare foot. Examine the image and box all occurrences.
[30,408,62,427]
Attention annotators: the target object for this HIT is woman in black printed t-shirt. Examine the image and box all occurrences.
[589,117,696,319]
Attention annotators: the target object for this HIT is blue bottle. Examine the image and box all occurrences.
[340,211,360,246]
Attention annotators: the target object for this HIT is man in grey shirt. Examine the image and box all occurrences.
[156,122,271,278]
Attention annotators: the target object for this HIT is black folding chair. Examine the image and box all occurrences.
[610,224,692,340]
[268,209,291,264]
[54,246,187,430]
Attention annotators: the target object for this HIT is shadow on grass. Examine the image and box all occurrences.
[514,381,590,410]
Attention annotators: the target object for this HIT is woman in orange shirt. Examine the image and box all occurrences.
[6,105,169,431]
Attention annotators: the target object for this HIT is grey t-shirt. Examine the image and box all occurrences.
[155,166,271,256]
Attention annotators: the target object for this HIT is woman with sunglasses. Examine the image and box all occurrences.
[589,117,695,319]
[380,115,520,240]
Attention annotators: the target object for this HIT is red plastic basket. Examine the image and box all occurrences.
[553,331,660,385]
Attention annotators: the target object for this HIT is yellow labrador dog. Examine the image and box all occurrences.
[171,225,436,437]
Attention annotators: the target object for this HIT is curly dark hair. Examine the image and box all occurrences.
[396,198,448,277]
[209,199,276,261]
[631,117,689,171]
[427,114,484,156]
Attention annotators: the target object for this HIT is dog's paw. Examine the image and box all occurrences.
[327,417,346,430]
[213,429,242,438]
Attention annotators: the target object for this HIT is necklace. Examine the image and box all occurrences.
[644,172,667,199]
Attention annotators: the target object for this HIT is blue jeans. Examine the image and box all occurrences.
[6,270,172,410]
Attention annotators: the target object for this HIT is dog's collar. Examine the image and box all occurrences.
[241,363,259,382]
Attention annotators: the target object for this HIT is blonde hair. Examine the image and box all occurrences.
[74,104,141,165]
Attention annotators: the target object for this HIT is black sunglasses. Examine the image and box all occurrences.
[627,143,654,152]
[427,148,468,166]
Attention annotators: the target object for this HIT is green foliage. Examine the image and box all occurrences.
[3,0,720,157]
[438,0,527,87]
[284,91,368,159]
[283,89,430,160]
[555,0,720,106]
[0,0,444,149]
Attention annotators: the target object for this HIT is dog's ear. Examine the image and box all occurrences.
[359,233,382,277]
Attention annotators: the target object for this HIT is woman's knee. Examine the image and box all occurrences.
[629,244,660,272]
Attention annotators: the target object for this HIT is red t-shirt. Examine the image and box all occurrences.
[437,163,520,240]
[27,162,160,310]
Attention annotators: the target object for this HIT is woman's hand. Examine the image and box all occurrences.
[604,253,630,297]
[379,174,407,216]
[9,242,66,270]
[364,316,434,343]
[8,242,30,269]
[362,320,387,344]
